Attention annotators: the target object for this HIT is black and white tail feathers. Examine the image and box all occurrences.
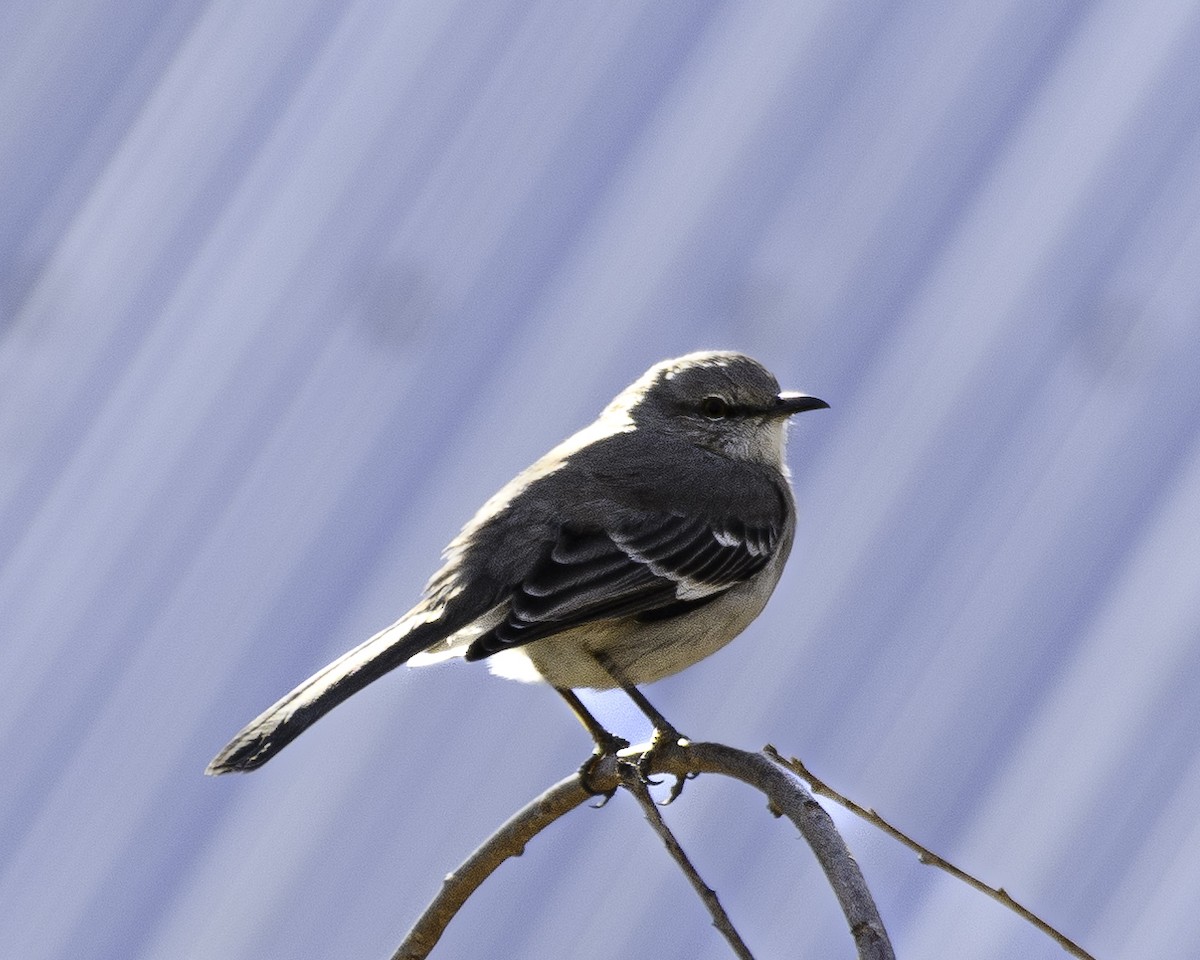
[206,606,453,774]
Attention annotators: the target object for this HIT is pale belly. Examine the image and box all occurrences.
[487,550,787,689]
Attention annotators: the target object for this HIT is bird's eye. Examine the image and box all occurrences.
[700,395,730,420]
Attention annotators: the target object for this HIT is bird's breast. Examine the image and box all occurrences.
[496,544,789,690]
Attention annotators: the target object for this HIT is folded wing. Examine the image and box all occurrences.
[465,512,781,660]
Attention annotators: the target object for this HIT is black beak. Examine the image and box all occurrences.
[773,391,829,416]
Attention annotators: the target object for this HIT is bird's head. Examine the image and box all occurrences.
[609,351,828,466]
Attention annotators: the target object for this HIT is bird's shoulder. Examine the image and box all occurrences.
[560,429,793,523]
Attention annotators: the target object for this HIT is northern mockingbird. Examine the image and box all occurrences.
[207,351,826,774]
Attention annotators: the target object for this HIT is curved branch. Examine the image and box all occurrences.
[662,742,894,960]
[390,772,593,960]
[392,741,893,960]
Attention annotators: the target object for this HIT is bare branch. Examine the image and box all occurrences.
[766,747,1097,960]
[390,771,592,960]
[392,741,894,960]
[668,742,894,960]
[619,763,755,959]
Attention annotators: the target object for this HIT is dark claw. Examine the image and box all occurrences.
[632,725,688,785]
[661,771,698,805]
[578,735,630,801]
[634,749,664,785]
[589,789,617,809]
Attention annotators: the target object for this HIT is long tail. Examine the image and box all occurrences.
[206,607,449,774]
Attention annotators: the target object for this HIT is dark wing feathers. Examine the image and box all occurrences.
[548,529,622,564]
[614,515,779,585]
[511,531,670,621]
[465,511,782,660]
[616,513,709,556]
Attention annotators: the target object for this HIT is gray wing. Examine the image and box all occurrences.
[464,512,782,660]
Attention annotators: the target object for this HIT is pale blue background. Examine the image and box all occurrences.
[3,2,1199,958]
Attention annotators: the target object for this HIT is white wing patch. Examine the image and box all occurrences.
[618,544,729,600]
[612,524,764,600]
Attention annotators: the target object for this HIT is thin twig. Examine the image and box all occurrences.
[619,762,755,960]
[765,746,1097,960]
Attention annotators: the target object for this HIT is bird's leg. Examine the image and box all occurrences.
[555,686,629,754]
[592,651,687,747]
[592,652,694,801]
[554,686,628,799]
[620,683,686,747]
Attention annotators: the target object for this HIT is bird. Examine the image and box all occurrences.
[206,351,827,775]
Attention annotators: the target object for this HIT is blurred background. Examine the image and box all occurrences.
[3,1,1199,957]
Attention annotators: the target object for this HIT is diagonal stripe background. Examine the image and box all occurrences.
[3,2,1199,957]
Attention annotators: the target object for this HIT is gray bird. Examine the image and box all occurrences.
[207,351,827,775]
